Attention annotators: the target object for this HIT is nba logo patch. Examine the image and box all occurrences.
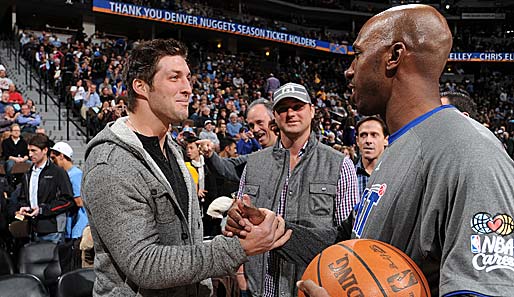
[470,235,481,254]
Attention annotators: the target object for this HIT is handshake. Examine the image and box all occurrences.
[224,195,292,256]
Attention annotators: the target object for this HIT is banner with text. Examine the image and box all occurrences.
[92,0,352,55]
[448,52,514,62]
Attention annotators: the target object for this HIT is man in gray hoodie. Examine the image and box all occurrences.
[82,39,291,297]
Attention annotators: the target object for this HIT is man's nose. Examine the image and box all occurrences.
[344,62,355,80]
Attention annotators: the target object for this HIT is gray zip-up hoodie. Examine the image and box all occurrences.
[82,117,247,297]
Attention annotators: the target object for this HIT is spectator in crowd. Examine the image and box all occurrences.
[81,83,101,120]
[198,119,219,147]
[219,137,238,159]
[440,91,478,119]
[16,104,41,134]
[50,141,87,272]
[321,131,341,147]
[2,124,30,178]
[111,77,126,97]
[0,91,10,114]
[199,99,279,185]
[195,106,213,127]
[26,99,37,113]
[0,64,13,91]
[98,77,113,96]
[265,73,281,95]
[99,86,114,104]
[7,83,24,104]
[14,134,75,244]
[226,82,359,296]
[0,106,18,133]
[227,112,242,137]
[354,116,388,197]
[233,73,245,89]
[216,119,230,143]
[82,38,290,296]
[184,136,221,236]
[247,99,278,148]
[70,79,85,115]
[333,144,356,163]
[236,127,261,155]
[297,4,514,296]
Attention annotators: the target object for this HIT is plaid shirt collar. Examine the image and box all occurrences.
[355,158,370,177]
[278,139,309,158]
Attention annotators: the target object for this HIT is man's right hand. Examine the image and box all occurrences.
[224,195,265,237]
[238,208,292,256]
[196,139,215,158]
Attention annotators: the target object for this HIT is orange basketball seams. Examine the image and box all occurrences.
[299,239,430,297]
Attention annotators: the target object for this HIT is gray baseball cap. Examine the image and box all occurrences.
[272,83,311,109]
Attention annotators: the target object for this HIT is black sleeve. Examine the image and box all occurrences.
[205,153,248,182]
[274,214,354,266]
[39,167,75,218]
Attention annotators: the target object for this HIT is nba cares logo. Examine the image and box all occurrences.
[471,212,514,236]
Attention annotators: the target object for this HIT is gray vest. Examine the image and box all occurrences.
[242,132,345,297]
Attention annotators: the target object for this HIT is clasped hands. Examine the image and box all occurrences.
[224,195,292,256]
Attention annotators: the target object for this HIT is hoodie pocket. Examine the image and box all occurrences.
[150,184,177,224]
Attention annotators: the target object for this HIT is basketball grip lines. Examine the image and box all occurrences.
[317,251,323,287]
[336,243,388,297]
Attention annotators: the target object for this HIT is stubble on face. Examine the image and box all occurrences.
[147,56,192,125]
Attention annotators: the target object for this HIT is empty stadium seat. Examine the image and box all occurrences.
[17,241,61,288]
[57,268,95,297]
[0,247,15,275]
[0,273,49,297]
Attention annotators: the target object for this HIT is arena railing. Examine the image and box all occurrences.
[1,28,89,143]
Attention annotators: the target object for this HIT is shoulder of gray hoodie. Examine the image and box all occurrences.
[82,117,247,296]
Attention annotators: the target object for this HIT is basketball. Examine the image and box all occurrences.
[299,239,430,297]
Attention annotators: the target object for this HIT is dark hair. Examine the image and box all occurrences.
[184,136,199,144]
[356,116,388,136]
[124,39,188,112]
[27,133,50,150]
[440,91,478,119]
[51,150,72,162]
[220,138,236,151]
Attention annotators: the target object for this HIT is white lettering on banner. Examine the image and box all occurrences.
[104,1,317,48]
[449,52,473,60]
[479,53,504,61]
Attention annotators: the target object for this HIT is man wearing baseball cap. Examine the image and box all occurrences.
[198,119,219,148]
[226,82,360,296]
[51,141,88,272]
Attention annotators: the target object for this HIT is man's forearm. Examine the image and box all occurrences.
[205,152,248,182]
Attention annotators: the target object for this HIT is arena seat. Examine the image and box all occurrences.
[18,241,61,292]
[57,267,95,297]
[0,273,49,297]
[0,247,15,275]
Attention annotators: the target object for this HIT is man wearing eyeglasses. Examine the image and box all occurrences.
[229,82,360,297]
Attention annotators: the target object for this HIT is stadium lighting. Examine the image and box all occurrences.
[265,50,270,56]
[217,42,221,49]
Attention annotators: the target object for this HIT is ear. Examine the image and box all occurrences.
[386,42,406,71]
[384,135,389,147]
[309,104,315,119]
[132,78,149,99]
